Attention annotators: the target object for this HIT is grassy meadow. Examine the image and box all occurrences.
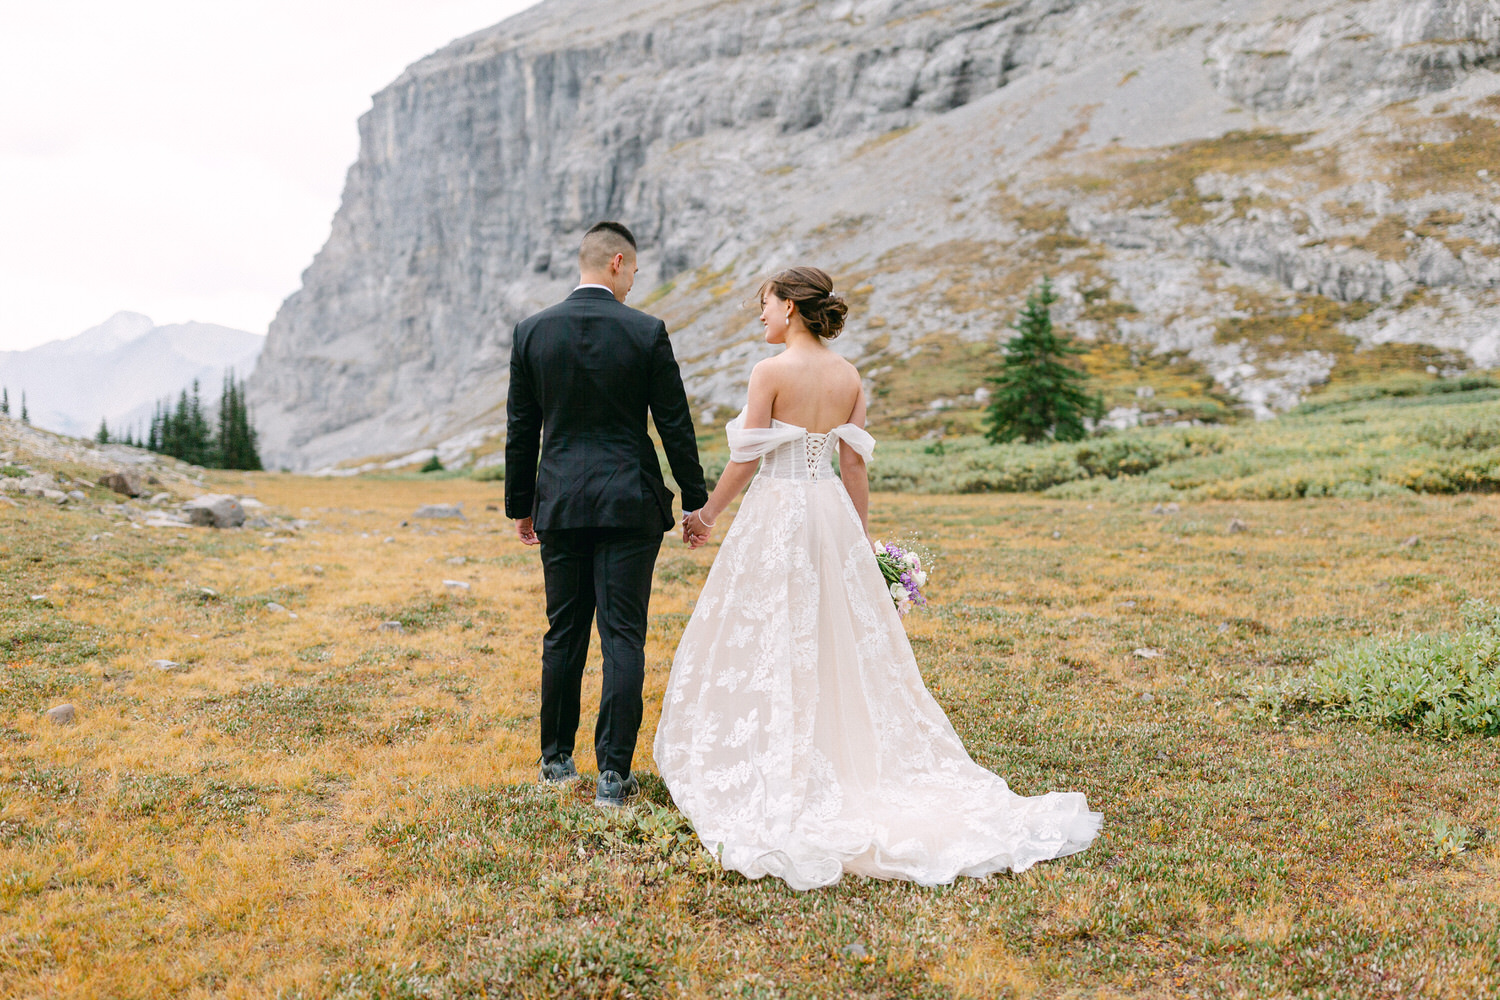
[3,458,1500,998]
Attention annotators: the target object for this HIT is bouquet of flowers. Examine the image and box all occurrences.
[874,539,930,617]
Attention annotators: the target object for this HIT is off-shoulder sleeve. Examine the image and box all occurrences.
[830,423,876,461]
[727,413,804,463]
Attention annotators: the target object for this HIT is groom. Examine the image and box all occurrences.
[505,221,707,807]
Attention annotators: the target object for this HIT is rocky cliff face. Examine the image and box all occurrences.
[249,0,1500,470]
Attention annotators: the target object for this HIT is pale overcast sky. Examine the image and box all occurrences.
[0,1,543,352]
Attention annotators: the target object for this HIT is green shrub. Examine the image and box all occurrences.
[1294,372,1499,414]
[1276,599,1500,735]
[1429,374,1499,394]
[1072,430,1228,479]
[420,455,444,473]
[1389,451,1500,493]
[1415,416,1500,451]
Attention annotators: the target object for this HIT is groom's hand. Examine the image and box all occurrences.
[515,517,539,546]
[682,509,713,549]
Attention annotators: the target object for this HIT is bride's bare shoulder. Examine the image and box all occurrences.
[749,356,787,384]
[837,355,861,380]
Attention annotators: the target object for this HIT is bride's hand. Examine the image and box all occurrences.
[683,509,715,548]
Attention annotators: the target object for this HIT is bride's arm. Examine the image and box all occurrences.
[839,390,870,540]
[688,364,774,532]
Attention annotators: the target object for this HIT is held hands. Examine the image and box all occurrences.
[681,509,716,549]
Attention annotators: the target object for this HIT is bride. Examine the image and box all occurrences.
[654,266,1101,891]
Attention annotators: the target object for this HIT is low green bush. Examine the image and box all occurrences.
[1390,450,1500,493]
[1415,416,1500,451]
[1275,599,1500,735]
[1292,373,1498,414]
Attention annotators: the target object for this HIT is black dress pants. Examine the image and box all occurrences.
[535,526,663,777]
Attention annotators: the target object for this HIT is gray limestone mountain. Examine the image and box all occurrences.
[247,0,1500,471]
[1,312,265,440]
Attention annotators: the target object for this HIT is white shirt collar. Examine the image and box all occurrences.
[575,283,614,293]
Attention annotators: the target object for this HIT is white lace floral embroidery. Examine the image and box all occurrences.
[654,416,1101,890]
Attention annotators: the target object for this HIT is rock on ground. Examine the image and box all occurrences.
[415,503,465,519]
[100,470,146,497]
[182,494,246,528]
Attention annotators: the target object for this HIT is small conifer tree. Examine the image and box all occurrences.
[215,371,262,471]
[1,386,8,416]
[420,455,445,473]
[19,391,29,425]
[985,278,1103,444]
[96,418,111,444]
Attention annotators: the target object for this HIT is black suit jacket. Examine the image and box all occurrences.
[505,287,708,532]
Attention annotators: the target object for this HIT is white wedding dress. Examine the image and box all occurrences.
[654,414,1102,890]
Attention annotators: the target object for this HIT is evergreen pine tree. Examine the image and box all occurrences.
[1,386,8,416]
[167,389,191,460]
[147,402,163,453]
[186,380,212,466]
[170,391,186,459]
[20,391,29,425]
[214,371,262,471]
[96,418,111,444]
[985,278,1103,444]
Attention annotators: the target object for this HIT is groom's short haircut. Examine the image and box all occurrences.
[579,221,637,271]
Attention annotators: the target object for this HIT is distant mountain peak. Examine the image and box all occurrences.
[0,315,263,438]
[57,312,158,355]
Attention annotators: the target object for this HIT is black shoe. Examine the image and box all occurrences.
[539,753,580,785]
[594,769,639,808]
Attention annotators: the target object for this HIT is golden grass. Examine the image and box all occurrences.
[1386,112,1500,198]
[4,474,1500,997]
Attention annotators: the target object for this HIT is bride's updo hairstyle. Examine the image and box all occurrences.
[760,266,849,340]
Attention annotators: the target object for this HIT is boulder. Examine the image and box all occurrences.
[415,503,465,519]
[100,470,146,497]
[182,494,246,528]
[16,474,58,497]
[45,703,76,725]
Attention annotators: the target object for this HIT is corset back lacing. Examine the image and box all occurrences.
[759,430,837,482]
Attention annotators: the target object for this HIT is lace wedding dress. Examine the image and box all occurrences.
[654,415,1102,890]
